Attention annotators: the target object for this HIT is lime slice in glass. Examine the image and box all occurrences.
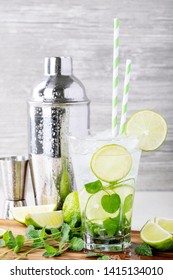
[112,184,134,203]
[0,228,7,237]
[25,211,63,229]
[10,204,57,224]
[90,144,132,182]
[125,110,168,151]
[85,190,120,221]
[140,220,173,251]
[156,217,173,234]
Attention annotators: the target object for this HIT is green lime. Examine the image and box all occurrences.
[25,211,63,229]
[0,228,7,237]
[62,191,81,223]
[10,204,57,224]
[90,144,132,183]
[157,217,173,234]
[140,220,173,251]
[125,110,168,151]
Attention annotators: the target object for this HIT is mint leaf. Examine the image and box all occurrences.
[86,252,105,258]
[3,231,16,248]
[69,237,84,251]
[13,235,25,253]
[101,193,120,213]
[39,227,48,239]
[135,242,153,256]
[85,180,102,194]
[69,213,79,228]
[26,225,39,239]
[50,228,61,240]
[86,252,110,260]
[43,245,58,258]
[61,223,71,243]
[103,216,119,236]
[98,255,110,260]
[124,194,133,213]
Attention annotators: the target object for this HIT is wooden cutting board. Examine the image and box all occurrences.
[0,219,173,260]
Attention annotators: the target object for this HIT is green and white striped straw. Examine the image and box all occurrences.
[112,18,119,138]
[119,59,132,135]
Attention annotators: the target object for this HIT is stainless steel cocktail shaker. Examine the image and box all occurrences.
[28,57,90,208]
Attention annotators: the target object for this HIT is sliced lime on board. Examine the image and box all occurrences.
[125,110,168,151]
[25,211,63,229]
[140,220,173,251]
[90,144,132,182]
[156,217,173,234]
[10,204,57,224]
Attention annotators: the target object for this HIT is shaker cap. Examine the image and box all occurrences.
[44,57,72,76]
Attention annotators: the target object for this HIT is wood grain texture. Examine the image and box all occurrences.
[0,0,173,190]
[0,219,173,260]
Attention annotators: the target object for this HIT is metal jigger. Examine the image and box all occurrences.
[0,156,28,219]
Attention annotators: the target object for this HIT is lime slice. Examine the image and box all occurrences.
[157,217,173,234]
[140,220,173,251]
[111,184,134,203]
[85,190,120,221]
[25,211,63,229]
[62,191,81,223]
[0,228,7,237]
[90,144,132,182]
[10,204,57,224]
[125,110,168,151]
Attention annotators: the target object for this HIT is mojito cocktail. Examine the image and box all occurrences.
[69,133,141,252]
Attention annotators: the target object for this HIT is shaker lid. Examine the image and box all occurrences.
[44,57,72,76]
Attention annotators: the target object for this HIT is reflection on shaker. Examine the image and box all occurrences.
[28,57,90,209]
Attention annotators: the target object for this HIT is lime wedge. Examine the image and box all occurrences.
[0,228,7,237]
[10,204,57,224]
[125,110,168,151]
[157,217,173,234]
[85,190,120,221]
[90,144,132,182]
[25,211,63,229]
[140,220,173,251]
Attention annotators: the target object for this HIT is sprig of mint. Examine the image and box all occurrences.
[0,216,84,260]
[135,242,153,256]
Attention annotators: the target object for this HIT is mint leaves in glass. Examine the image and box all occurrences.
[69,134,141,252]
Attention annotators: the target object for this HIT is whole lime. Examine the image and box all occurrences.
[62,191,81,223]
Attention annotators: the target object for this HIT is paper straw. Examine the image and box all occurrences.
[112,18,119,138]
[119,59,132,135]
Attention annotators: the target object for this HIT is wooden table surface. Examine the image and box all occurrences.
[0,219,173,260]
